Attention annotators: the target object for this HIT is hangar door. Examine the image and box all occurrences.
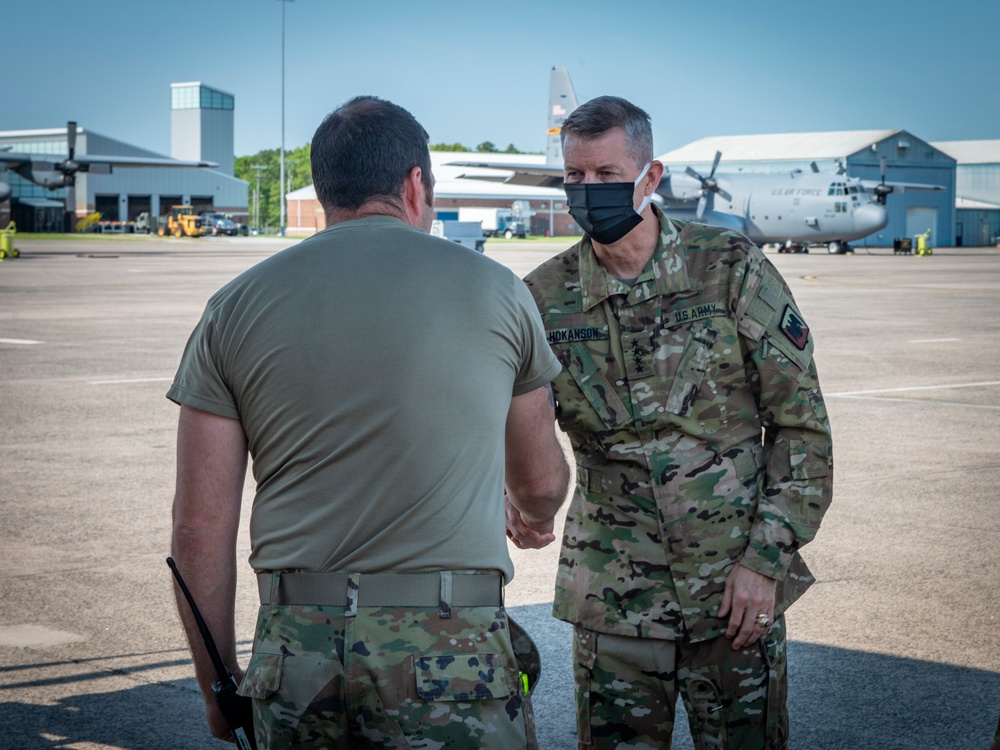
[906,207,937,247]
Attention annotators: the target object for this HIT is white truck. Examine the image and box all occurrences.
[457,207,527,239]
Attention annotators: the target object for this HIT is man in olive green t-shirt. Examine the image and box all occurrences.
[168,96,569,749]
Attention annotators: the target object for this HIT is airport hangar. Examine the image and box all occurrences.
[0,82,247,232]
[932,139,1000,247]
[661,129,961,248]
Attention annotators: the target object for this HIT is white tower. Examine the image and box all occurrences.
[170,82,234,176]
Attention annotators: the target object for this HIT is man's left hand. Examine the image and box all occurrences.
[718,564,777,650]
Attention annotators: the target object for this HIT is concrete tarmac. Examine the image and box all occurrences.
[0,235,998,749]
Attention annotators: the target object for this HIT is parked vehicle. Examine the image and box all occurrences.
[457,207,527,239]
[157,206,204,237]
[200,212,238,236]
[430,220,486,252]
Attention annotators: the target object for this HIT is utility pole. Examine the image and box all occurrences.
[276,0,294,237]
[250,163,265,229]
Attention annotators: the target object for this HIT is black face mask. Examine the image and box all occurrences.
[564,162,652,245]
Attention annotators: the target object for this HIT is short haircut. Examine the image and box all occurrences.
[311,96,432,212]
[561,95,653,167]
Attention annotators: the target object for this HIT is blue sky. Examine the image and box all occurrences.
[6,0,998,158]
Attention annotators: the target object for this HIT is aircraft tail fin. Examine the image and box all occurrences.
[546,66,578,166]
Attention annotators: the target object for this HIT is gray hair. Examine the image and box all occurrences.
[561,95,653,167]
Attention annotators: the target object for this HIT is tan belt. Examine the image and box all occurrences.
[257,570,503,610]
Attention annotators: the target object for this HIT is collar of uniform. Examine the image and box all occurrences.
[578,206,692,311]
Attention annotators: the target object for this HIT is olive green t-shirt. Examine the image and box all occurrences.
[168,216,560,581]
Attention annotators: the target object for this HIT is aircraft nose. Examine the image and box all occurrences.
[855,203,887,233]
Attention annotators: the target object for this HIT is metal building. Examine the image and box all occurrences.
[0,81,247,231]
[659,130,956,247]
[932,140,1000,247]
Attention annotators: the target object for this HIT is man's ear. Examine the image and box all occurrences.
[402,166,427,227]
[645,161,664,195]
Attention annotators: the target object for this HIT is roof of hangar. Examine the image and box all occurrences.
[932,140,1000,165]
[658,130,903,164]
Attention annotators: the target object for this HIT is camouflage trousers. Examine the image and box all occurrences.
[572,618,788,750]
[237,603,537,749]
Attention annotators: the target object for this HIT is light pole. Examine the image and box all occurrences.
[250,163,265,229]
[277,0,294,237]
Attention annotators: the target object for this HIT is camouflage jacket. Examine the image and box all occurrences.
[524,211,833,643]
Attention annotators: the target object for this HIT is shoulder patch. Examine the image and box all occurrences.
[779,305,810,351]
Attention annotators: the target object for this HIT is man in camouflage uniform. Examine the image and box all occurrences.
[519,96,833,749]
[169,97,569,748]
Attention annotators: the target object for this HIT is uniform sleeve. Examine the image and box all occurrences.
[510,274,562,396]
[166,303,241,419]
[734,246,833,580]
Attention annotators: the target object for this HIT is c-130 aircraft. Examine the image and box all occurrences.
[451,67,940,254]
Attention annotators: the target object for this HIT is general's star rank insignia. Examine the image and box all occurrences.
[780,304,809,350]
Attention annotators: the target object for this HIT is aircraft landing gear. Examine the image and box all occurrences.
[778,241,809,254]
[827,241,852,255]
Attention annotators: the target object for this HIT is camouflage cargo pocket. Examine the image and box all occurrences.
[414,653,510,701]
[665,322,717,417]
[237,651,283,699]
[789,439,831,481]
[560,343,632,429]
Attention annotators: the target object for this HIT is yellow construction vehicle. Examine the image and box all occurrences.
[156,206,204,238]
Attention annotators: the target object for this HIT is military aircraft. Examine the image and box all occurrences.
[451,67,942,254]
[0,122,217,231]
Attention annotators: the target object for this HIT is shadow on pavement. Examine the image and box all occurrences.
[1,606,996,749]
[508,601,1000,750]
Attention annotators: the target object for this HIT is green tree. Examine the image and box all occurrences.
[475,141,498,153]
[235,143,311,232]
[429,142,471,152]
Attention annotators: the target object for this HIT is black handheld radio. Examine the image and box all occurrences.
[167,557,257,750]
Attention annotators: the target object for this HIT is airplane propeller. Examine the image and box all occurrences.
[62,122,78,231]
[873,155,892,205]
[685,151,732,220]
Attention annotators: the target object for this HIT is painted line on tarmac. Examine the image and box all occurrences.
[88,377,173,385]
[801,272,997,292]
[909,337,961,343]
[832,394,1000,411]
[828,381,1000,397]
[0,338,43,345]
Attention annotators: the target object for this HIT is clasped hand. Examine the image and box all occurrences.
[504,494,556,549]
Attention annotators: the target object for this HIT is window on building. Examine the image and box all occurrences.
[172,85,234,111]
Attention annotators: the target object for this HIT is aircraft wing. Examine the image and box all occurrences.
[448,160,564,189]
[0,152,33,167]
[862,179,944,195]
[2,152,216,169]
[73,155,219,169]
